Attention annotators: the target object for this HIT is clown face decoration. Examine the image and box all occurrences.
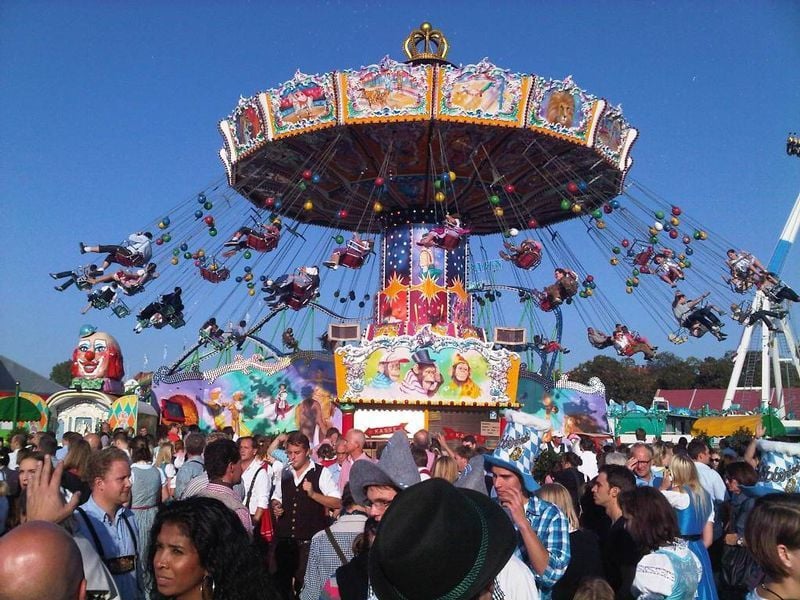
[71,329,124,382]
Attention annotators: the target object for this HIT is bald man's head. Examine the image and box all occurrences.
[0,521,86,600]
[83,433,101,451]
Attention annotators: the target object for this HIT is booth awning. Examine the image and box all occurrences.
[0,395,42,421]
[691,414,785,437]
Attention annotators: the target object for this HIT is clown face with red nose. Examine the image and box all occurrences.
[71,324,125,393]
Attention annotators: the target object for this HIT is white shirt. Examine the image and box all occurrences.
[290,462,341,499]
[495,554,540,599]
[241,460,272,515]
[694,461,726,503]
[633,542,701,599]
[8,449,19,471]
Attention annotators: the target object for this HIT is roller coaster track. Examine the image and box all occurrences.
[468,282,563,378]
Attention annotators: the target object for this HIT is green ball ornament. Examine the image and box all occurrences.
[625,279,633,287]
[650,235,659,243]
[335,235,345,244]
[612,246,621,254]
[183,252,192,259]
[693,230,701,240]
[591,209,602,219]
[172,248,180,257]
[297,181,307,191]
[243,250,252,259]
[579,290,588,298]
[490,195,501,205]
[163,234,172,243]
[247,282,255,289]
[560,199,571,211]
[209,228,217,237]
[632,268,640,276]
[434,179,442,189]
[683,260,691,268]
[655,210,665,220]
[203,201,213,210]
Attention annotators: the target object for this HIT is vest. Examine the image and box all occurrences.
[275,462,328,540]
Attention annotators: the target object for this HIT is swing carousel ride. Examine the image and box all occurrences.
[54,24,799,441]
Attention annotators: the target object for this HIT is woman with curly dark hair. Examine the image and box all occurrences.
[148,496,278,600]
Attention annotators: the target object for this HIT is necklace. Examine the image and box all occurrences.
[759,583,798,600]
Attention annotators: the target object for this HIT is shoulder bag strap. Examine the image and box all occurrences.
[120,512,138,556]
[324,526,348,565]
[76,507,105,560]
[245,465,266,509]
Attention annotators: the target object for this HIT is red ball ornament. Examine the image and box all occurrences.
[155,238,164,246]
[504,184,515,193]
[374,177,385,187]
[527,218,539,229]
[621,239,630,248]
[586,274,594,283]
[671,206,682,216]
[302,169,313,180]
[669,229,679,239]
[265,197,275,207]
[204,215,214,226]
[566,181,579,194]
[338,209,348,219]
[603,204,613,214]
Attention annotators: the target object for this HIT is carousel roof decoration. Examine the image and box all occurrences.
[217,23,638,235]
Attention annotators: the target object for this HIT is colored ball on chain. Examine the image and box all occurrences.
[335,235,345,244]
[626,279,633,287]
[373,202,383,212]
[649,227,658,237]
[683,259,692,268]
[337,209,348,219]
[610,257,619,265]
[172,248,180,257]
[528,218,539,229]
[162,217,171,227]
[180,243,188,251]
[632,268,640,276]
[571,204,582,214]
[235,276,243,283]
[155,238,164,246]
[693,230,701,240]
[670,217,680,226]
[260,275,267,282]
[197,194,206,204]
[265,197,275,207]
[649,235,659,243]
[560,199,571,211]
[243,266,252,273]
[204,216,214,226]
[699,231,708,240]
[448,171,456,182]
[274,200,282,209]
[247,282,255,289]
[579,290,587,298]
[183,252,192,259]
[243,250,252,259]
[163,234,172,243]
[586,274,595,283]
[669,230,679,239]
[610,199,621,209]
[655,210,665,220]
[621,238,630,248]
[494,207,504,217]
[435,191,446,202]
[208,228,217,237]
[682,235,692,245]
[158,221,167,230]
[566,181,579,194]
[489,194,501,205]
[578,181,588,192]
[603,203,613,214]
[672,206,681,216]
[194,210,203,219]
[244,273,253,282]
[586,289,593,297]
[632,277,640,286]
[654,222,664,231]
[303,200,313,211]
[170,257,179,265]
[203,201,213,210]
[596,220,606,229]
[664,224,673,232]
[302,169,312,180]
[209,263,218,272]
[196,260,203,267]
[311,174,321,184]
[612,246,621,254]
[589,281,597,289]
[434,179,442,190]
[591,209,602,219]
[626,286,633,294]
[508,227,519,237]
[197,249,205,258]
[685,246,694,255]
[297,181,307,191]
[375,177,385,187]
[504,184,515,193]
[678,254,686,261]
[248,288,256,296]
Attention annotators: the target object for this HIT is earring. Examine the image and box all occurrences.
[200,574,215,598]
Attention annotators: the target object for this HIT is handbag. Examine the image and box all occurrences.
[721,498,760,590]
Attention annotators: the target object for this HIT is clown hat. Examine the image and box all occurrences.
[741,439,800,498]
[484,409,551,493]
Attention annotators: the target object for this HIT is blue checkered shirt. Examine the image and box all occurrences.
[515,495,570,600]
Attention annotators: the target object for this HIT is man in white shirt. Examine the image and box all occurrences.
[238,436,280,531]
[687,439,726,503]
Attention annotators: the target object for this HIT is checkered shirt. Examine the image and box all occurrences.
[515,495,570,600]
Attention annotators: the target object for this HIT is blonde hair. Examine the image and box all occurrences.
[669,453,709,512]
[431,456,459,483]
[536,483,579,530]
[154,441,174,469]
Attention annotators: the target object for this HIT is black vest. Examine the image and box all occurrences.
[275,462,328,540]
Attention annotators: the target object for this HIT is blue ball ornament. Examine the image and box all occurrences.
[197,193,206,204]
[274,200,282,209]
[243,266,252,273]
[194,210,203,219]
[162,217,171,227]
[610,199,621,209]
[578,181,588,192]
[180,243,188,251]
[311,174,321,184]
[235,276,243,283]
[260,275,267,282]
[685,247,694,255]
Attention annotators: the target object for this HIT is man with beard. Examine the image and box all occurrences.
[73,447,143,600]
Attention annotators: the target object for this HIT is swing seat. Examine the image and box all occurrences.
[246,233,278,252]
[339,249,366,269]
[514,251,542,270]
[112,300,130,318]
[90,296,112,310]
[114,252,146,268]
[76,277,93,291]
[200,267,230,283]
[169,314,186,329]
[285,294,311,310]
[435,230,462,251]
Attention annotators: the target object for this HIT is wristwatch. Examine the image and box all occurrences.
[736,537,744,547]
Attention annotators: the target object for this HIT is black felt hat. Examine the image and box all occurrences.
[369,478,516,599]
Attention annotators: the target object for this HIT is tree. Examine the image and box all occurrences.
[49,360,72,387]
[569,355,657,407]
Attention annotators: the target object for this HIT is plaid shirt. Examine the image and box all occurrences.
[300,513,367,600]
[516,495,570,600]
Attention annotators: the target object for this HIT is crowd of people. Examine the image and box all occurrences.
[0,417,798,600]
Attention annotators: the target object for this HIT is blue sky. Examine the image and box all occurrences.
[1,1,799,379]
